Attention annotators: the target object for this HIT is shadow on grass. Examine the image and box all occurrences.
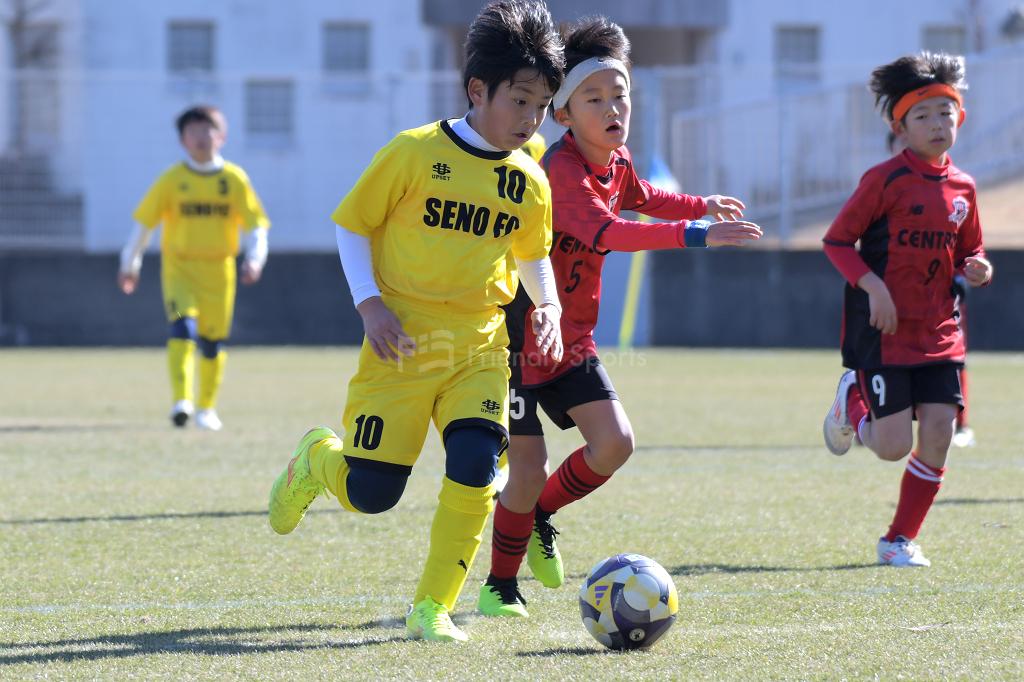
[636,444,821,453]
[0,622,405,666]
[0,424,134,434]
[515,646,606,658]
[934,497,1024,506]
[532,561,877,587]
[666,562,878,577]
[0,508,341,526]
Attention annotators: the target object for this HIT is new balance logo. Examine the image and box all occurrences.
[480,399,501,416]
[432,162,452,181]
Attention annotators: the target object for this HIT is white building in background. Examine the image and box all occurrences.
[1,0,1023,251]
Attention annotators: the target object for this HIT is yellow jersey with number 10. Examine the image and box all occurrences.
[133,161,270,260]
[333,120,552,315]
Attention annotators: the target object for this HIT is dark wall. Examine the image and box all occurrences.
[649,248,1023,351]
[0,254,364,346]
[0,251,1019,349]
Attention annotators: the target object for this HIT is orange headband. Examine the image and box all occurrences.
[891,83,962,122]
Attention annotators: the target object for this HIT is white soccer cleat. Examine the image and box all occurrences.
[951,426,976,448]
[171,400,194,428]
[823,370,858,455]
[877,535,931,567]
[195,409,223,431]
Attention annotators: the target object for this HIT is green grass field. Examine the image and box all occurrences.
[1,348,1022,680]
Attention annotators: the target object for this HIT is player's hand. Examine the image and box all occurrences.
[867,288,898,335]
[962,255,992,287]
[703,195,745,221]
[531,303,563,363]
[118,272,138,295]
[241,260,262,285]
[356,296,416,362]
[705,220,762,247]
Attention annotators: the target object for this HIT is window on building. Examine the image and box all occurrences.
[323,22,370,72]
[775,26,821,92]
[168,22,215,73]
[246,80,294,137]
[16,23,60,68]
[922,25,967,55]
[12,23,61,151]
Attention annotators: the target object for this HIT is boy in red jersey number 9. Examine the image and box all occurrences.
[822,53,992,568]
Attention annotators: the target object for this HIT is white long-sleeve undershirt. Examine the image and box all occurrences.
[336,114,560,311]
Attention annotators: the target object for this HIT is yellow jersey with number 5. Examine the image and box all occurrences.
[333,120,551,315]
[133,161,269,260]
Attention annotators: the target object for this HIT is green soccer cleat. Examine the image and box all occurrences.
[268,427,334,535]
[527,512,564,588]
[406,597,468,642]
[478,576,528,618]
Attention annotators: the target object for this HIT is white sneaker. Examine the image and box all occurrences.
[952,426,976,448]
[877,535,931,567]
[492,461,509,498]
[823,370,858,455]
[195,409,223,431]
[171,400,194,428]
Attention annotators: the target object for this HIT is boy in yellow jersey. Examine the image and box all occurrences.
[118,105,270,431]
[268,0,565,643]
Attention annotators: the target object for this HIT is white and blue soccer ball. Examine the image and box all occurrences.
[579,553,679,650]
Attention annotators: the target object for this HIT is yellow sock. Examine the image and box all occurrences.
[308,437,358,512]
[167,339,195,403]
[197,351,227,410]
[414,477,495,610]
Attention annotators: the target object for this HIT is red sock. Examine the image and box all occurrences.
[885,453,945,541]
[847,380,869,432]
[537,447,611,515]
[490,500,534,580]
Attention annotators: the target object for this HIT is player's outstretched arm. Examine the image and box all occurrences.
[704,220,763,247]
[703,195,746,222]
[356,296,416,362]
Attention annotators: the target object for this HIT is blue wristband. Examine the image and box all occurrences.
[683,219,710,248]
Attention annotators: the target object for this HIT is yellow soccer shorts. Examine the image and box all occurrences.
[340,299,510,467]
[161,255,236,340]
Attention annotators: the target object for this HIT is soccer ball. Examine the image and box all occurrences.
[579,553,679,650]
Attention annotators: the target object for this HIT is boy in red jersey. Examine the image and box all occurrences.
[886,130,975,449]
[477,16,762,617]
[822,53,992,567]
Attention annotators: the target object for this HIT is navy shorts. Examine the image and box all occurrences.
[508,356,618,436]
[857,362,963,419]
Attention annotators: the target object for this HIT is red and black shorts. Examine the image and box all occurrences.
[508,355,618,436]
[856,362,963,419]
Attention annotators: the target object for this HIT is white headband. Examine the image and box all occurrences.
[552,57,631,110]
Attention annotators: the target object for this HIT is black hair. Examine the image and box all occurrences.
[463,0,564,106]
[562,15,631,73]
[886,130,898,152]
[869,52,967,121]
[175,105,223,136]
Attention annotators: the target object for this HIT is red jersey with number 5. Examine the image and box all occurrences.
[822,149,985,369]
[510,131,706,386]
